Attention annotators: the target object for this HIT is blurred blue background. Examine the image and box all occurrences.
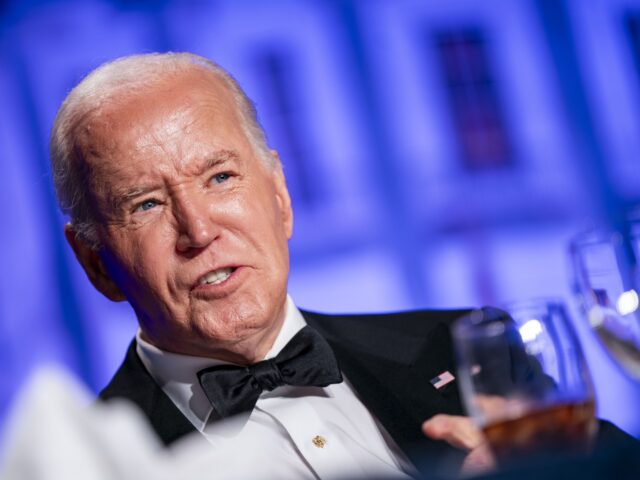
[1,0,640,438]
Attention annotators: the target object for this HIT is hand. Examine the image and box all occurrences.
[422,414,495,475]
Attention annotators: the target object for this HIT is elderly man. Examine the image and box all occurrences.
[48,52,627,479]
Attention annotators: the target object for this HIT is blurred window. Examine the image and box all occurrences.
[625,13,640,92]
[251,49,317,207]
[434,28,512,170]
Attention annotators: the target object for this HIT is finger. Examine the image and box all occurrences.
[422,414,484,450]
[461,443,495,475]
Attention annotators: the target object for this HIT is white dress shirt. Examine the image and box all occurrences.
[136,296,417,479]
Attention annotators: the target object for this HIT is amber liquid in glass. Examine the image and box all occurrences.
[482,401,595,465]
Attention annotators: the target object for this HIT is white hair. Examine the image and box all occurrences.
[50,52,274,248]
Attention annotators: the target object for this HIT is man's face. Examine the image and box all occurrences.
[72,70,293,362]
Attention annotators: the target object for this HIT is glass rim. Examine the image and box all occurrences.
[454,298,573,340]
[452,309,513,340]
[569,228,628,250]
[569,222,640,250]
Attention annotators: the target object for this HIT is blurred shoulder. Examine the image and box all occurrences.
[301,305,509,335]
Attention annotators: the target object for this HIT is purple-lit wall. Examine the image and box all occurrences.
[1,0,639,437]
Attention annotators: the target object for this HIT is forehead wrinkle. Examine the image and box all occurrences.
[132,109,232,177]
[133,124,183,169]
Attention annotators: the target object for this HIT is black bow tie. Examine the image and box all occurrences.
[197,326,343,419]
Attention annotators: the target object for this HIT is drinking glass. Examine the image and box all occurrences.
[570,228,640,379]
[452,301,597,466]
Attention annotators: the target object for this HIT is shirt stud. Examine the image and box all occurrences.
[312,435,327,448]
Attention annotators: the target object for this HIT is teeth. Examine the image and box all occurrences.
[200,267,233,285]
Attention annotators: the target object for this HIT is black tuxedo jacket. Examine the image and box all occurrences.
[99,307,636,478]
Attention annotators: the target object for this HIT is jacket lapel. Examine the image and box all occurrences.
[305,312,467,475]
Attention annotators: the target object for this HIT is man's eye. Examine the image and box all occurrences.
[211,172,231,184]
[135,200,157,212]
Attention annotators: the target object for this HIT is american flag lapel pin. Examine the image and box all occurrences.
[430,371,455,390]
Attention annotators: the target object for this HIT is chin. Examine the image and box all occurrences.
[190,309,270,343]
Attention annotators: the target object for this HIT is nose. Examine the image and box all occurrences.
[174,193,216,253]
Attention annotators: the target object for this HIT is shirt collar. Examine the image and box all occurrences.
[136,295,306,430]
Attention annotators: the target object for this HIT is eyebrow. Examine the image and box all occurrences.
[111,149,241,210]
[194,149,240,176]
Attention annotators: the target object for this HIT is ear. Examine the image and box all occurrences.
[64,224,126,302]
[269,150,293,239]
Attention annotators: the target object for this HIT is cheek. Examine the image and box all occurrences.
[106,229,172,288]
[244,187,289,239]
[132,232,177,280]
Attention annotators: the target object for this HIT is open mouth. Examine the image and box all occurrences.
[198,267,237,286]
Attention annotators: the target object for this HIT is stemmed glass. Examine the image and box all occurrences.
[570,227,640,380]
[452,301,597,466]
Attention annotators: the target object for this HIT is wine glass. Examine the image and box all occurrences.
[570,228,640,380]
[452,301,597,466]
